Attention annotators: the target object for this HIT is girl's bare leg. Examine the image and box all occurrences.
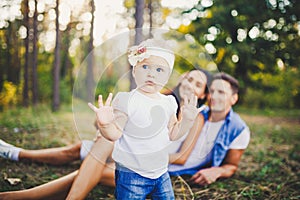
[0,171,78,200]
[66,136,114,200]
[18,142,82,165]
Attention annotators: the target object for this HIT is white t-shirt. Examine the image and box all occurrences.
[112,90,178,179]
[168,120,250,172]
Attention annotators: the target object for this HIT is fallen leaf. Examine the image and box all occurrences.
[5,178,22,185]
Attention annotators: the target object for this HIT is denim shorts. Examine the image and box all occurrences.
[115,164,175,200]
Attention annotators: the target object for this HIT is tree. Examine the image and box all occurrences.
[129,0,145,90]
[52,0,60,111]
[183,0,300,106]
[22,0,30,107]
[86,0,95,102]
[1,22,22,90]
[32,0,38,106]
[135,0,145,44]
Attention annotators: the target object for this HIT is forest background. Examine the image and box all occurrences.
[0,0,299,110]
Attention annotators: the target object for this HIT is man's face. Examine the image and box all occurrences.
[133,55,171,94]
[208,79,237,113]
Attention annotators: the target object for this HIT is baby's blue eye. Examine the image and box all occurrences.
[142,65,149,69]
[156,68,163,72]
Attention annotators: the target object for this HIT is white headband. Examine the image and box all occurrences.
[128,42,175,70]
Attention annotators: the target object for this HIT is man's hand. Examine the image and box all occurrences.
[190,167,220,185]
[88,93,114,127]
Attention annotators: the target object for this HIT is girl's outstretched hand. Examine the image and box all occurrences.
[181,95,206,122]
[88,93,114,127]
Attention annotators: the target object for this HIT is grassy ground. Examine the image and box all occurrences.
[0,105,299,199]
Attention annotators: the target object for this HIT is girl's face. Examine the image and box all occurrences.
[179,70,207,100]
[133,55,171,95]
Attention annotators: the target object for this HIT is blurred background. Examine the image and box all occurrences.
[0,0,299,111]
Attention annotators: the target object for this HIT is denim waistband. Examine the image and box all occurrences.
[115,163,136,173]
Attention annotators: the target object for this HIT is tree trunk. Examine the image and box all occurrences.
[130,0,145,90]
[22,0,30,107]
[32,0,38,106]
[0,46,3,92]
[148,0,153,38]
[86,0,95,101]
[52,0,60,111]
[5,24,12,83]
[5,22,21,85]
[134,0,144,45]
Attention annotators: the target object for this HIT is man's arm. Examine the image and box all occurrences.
[190,149,245,185]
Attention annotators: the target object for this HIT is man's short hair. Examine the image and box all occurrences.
[212,72,239,94]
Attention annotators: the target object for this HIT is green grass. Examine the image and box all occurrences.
[235,106,300,118]
[0,105,300,199]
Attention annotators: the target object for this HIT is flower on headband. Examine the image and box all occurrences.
[128,45,150,66]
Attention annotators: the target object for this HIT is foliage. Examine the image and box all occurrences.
[243,67,300,108]
[38,70,72,104]
[95,74,119,99]
[0,81,18,110]
[183,0,300,108]
[0,0,91,110]
[1,0,300,111]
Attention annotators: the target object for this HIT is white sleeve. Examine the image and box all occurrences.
[229,127,250,149]
[168,95,178,116]
[112,92,129,115]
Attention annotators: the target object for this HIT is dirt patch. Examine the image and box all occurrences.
[240,114,300,126]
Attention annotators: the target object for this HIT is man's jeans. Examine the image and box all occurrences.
[115,165,175,200]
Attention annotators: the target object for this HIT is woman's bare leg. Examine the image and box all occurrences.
[18,142,82,165]
[99,162,115,187]
[66,136,114,200]
[0,137,115,200]
[0,171,78,200]
[0,161,116,200]
[0,140,116,200]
